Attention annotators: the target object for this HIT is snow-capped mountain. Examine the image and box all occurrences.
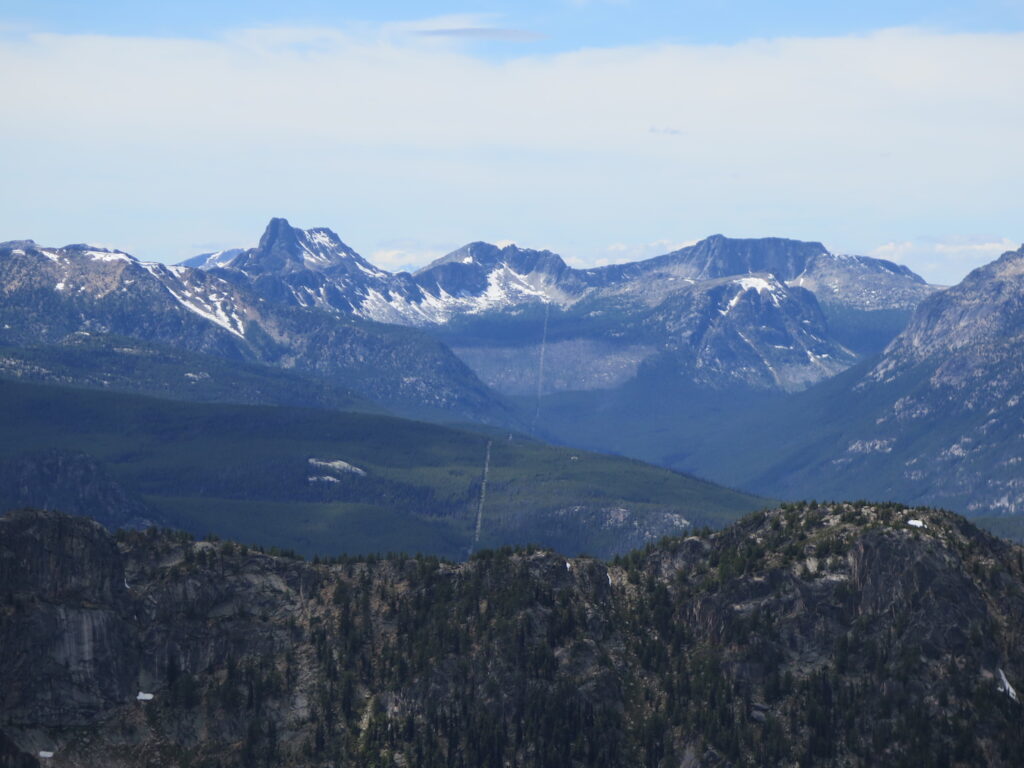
[178,248,245,269]
[228,218,385,278]
[639,273,855,392]
[615,234,931,311]
[662,244,1024,517]
[190,223,932,327]
[0,238,515,425]
[0,218,934,429]
[186,221,934,394]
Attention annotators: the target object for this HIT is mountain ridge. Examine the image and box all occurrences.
[582,243,1024,520]
[183,219,935,395]
[0,237,519,426]
[1,503,1021,766]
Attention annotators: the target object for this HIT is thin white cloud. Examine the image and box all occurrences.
[414,28,542,41]
[871,237,1020,285]
[0,24,1020,266]
[369,246,446,273]
[385,14,542,43]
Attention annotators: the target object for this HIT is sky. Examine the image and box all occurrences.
[1,1,1023,284]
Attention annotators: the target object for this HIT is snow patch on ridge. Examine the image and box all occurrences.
[309,458,367,477]
[998,668,1019,703]
[720,276,784,316]
[356,266,573,326]
[142,264,247,339]
[86,250,133,263]
[735,277,775,293]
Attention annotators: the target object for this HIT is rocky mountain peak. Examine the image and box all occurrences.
[417,241,569,277]
[659,234,830,281]
[226,218,375,277]
[257,216,300,251]
[968,243,1024,283]
[410,241,577,311]
[0,239,37,250]
[870,244,1024,381]
[644,272,856,391]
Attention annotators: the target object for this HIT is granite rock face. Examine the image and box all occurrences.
[0,511,137,730]
[1,504,1022,766]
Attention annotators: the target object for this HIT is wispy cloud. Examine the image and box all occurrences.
[566,0,630,7]
[0,24,1020,269]
[414,27,542,41]
[872,237,1020,285]
[369,240,453,273]
[562,239,697,268]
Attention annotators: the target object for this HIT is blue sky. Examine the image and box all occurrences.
[6,1,1024,47]
[2,1,1023,282]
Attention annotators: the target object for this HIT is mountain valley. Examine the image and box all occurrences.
[538,245,1024,526]
[4,219,1024,539]
[0,377,764,560]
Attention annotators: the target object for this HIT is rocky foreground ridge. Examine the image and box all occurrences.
[1,504,1023,767]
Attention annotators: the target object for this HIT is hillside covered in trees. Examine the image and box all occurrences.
[2,503,1023,767]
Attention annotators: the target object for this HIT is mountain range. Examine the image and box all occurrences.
[0,219,937,420]
[0,236,514,426]
[5,218,1024,530]
[185,221,935,395]
[4,218,1024,765]
[675,245,1024,517]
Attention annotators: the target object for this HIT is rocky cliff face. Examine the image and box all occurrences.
[847,245,1024,514]
[870,246,1024,388]
[2,504,1022,766]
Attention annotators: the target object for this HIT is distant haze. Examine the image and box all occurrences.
[1,10,1022,285]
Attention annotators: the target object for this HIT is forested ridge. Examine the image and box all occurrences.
[1,502,1023,767]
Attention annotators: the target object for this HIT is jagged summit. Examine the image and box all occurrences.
[226,217,380,277]
[962,243,1024,283]
[417,241,568,274]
